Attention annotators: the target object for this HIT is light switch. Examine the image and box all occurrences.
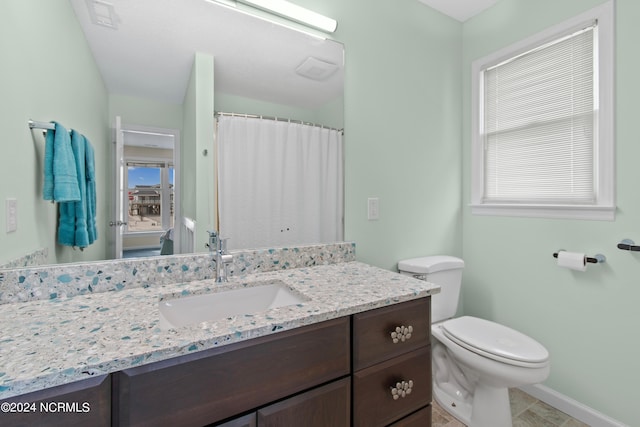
[367,197,379,221]
[6,198,17,233]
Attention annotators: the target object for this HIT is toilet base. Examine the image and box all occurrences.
[470,383,512,427]
[433,380,512,427]
[433,380,472,425]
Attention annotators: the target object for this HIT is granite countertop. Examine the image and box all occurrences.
[0,261,439,399]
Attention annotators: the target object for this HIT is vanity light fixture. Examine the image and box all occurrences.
[239,0,337,33]
[205,0,337,34]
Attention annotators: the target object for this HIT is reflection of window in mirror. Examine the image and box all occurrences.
[125,162,174,233]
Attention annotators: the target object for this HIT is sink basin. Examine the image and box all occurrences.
[158,281,308,329]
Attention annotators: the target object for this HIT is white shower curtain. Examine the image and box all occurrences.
[217,115,343,250]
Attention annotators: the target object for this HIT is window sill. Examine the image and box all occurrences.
[470,203,616,221]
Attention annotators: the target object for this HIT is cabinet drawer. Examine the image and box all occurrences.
[353,347,431,427]
[353,298,430,370]
[257,377,350,427]
[388,406,431,427]
[0,375,110,427]
[114,317,350,427]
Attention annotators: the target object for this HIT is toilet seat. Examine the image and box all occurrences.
[442,316,549,368]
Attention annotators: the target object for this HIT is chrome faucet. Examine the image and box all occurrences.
[207,230,233,282]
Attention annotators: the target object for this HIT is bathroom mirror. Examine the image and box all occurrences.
[0,0,343,268]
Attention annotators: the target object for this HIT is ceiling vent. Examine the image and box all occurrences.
[295,57,339,81]
[86,0,120,29]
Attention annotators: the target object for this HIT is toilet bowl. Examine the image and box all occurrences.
[397,256,550,427]
[431,317,550,426]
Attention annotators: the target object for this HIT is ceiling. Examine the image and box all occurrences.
[69,0,344,109]
[418,0,500,22]
[69,0,497,110]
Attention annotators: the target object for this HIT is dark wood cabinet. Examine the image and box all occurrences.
[353,348,431,427]
[114,317,350,427]
[353,298,431,371]
[352,298,432,426]
[389,407,432,427]
[257,377,350,427]
[0,374,110,427]
[215,413,256,427]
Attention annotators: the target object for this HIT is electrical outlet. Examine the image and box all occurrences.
[367,197,379,221]
[6,198,17,233]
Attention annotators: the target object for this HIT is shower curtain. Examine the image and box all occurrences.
[217,115,344,250]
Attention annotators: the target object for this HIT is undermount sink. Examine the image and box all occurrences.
[158,281,309,329]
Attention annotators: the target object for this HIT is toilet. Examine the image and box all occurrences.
[398,256,550,427]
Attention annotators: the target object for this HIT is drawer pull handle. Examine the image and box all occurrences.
[390,325,413,343]
[390,380,414,400]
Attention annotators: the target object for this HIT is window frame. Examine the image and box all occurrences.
[470,1,615,221]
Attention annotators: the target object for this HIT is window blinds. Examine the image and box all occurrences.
[483,24,596,204]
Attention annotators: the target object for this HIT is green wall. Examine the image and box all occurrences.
[182,53,216,252]
[0,0,109,265]
[108,94,183,131]
[462,0,636,424]
[302,0,463,271]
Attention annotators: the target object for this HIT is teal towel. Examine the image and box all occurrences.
[43,122,80,202]
[58,131,97,248]
[85,137,98,244]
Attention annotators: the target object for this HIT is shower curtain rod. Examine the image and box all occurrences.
[215,111,343,134]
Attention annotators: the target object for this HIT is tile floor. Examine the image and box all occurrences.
[432,388,590,427]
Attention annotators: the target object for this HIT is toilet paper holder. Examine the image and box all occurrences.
[552,251,606,264]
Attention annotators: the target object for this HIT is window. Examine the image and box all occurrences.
[125,161,174,232]
[470,1,614,220]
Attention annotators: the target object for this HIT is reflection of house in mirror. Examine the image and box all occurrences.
[128,184,174,232]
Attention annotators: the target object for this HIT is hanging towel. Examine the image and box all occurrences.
[85,137,98,244]
[58,131,97,248]
[43,122,81,202]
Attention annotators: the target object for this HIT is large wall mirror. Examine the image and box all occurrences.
[0,0,344,269]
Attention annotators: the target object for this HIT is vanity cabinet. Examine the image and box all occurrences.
[257,377,350,426]
[1,296,432,427]
[0,374,110,427]
[113,317,350,427]
[353,298,432,427]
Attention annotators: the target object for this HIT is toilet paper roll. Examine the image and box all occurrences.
[556,251,587,271]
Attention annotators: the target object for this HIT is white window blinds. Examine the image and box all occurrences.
[483,24,596,204]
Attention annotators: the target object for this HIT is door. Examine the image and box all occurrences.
[111,119,181,259]
[110,116,126,259]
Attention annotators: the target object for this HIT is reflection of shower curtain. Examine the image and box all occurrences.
[217,115,343,250]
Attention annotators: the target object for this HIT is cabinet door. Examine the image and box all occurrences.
[114,317,350,427]
[353,347,431,427]
[257,377,350,427]
[388,406,431,427]
[216,413,256,427]
[353,298,430,371]
[0,375,110,427]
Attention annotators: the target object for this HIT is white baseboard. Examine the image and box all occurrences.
[518,384,628,427]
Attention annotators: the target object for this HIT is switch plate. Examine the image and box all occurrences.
[6,198,17,233]
[367,197,379,221]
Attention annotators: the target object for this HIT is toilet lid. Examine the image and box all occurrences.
[442,316,549,365]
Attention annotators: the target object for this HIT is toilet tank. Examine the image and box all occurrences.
[397,256,464,323]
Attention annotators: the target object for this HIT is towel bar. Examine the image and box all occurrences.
[28,119,55,130]
[617,239,640,252]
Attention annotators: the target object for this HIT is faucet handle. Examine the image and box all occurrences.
[219,237,230,253]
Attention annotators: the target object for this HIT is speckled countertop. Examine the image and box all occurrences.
[0,261,439,399]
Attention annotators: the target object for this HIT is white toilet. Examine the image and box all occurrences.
[398,256,550,427]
